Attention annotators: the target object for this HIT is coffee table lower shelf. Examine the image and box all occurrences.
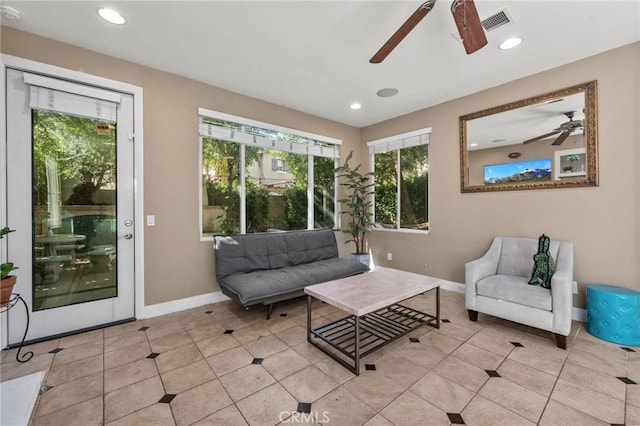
[307,299,439,375]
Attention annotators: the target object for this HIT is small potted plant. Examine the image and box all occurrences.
[335,151,375,265]
[1,227,18,304]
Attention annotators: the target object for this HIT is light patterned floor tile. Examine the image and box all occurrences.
[280,365,339,402]
[104,375,165,423]
[478,377,548,423]
[193,404,248,425]
[550,378,625,424]
[4,290,638,426]
[218,364,276,401]
[170,379,233,426]
[32,396,103,426]
[380,390,450,426]
[160,359,216,394]
[312,387,376,425]
[461,395,535,426]
[262,347,310,380]
[410,372,475,413]
[236,383,298,426]
[105,403,175,426]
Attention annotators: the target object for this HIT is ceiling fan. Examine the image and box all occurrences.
[370,0,488,64]
[522,111,585,146]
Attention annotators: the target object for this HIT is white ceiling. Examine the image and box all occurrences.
[2,1,639,128]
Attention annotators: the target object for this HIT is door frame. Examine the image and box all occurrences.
[0,54,145,347]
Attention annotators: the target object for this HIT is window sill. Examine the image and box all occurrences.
[372,227,429,235]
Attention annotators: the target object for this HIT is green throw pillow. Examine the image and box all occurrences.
[528,234,555,289]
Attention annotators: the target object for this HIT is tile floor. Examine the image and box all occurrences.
[1,290,639,425]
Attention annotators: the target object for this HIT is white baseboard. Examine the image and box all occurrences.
[141,291,230,319]
[440,280,587,323]
[439,279,466,293]
[572,307,587,323]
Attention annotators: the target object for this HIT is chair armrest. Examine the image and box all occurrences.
[551,241,574,335]
[465,238,501,309]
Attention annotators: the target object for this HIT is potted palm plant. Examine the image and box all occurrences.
[335,151,375,265]
[1,227,18,305]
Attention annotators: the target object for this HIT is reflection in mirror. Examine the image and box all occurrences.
[460,81,598,192]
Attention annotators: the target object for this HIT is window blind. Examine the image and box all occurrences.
[199,121,340,159]
[367,128,431,154]
[24,73,120,122]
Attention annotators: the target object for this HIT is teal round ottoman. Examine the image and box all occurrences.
[586,284,640,346]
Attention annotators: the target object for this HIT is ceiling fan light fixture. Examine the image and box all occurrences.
[97,7,126,25]
[350,103,362,110]
[499,37,522,50]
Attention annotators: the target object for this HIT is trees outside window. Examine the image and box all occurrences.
[200,111,339,237]
[370,131,429,232]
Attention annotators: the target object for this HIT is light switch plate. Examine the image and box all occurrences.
[146,215,155,226]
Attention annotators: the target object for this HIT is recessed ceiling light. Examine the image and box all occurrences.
[470,143,478,147]
[1,5,23,20]
[97,7,126,25]
[499,37,522,50]
[377,88,399,98]
[350,103,362,110]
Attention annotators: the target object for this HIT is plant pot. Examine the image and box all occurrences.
[1,275,17,305]
[351,253,371,267]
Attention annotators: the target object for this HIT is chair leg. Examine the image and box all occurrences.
[266,303,274,320]
[467,310,478,322]
[554,333,567,349]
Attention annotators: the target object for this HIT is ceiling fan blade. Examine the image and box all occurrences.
[523,130,561,145]
[370,0,437,64]
[551,132,571,145]
[451,0,488,55]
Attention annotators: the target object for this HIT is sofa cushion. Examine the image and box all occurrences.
[244,236,270,271]
[267,235,290,269]
[477,274,552,311]
[219,257,368,305]
[214,236,247,278]
[214,229,340,279]
[283,232,309,265]
[497,237,561,278]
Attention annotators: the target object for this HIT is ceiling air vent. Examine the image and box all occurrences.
[481,9,513,32]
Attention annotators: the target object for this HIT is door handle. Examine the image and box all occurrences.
[123,233,133,240]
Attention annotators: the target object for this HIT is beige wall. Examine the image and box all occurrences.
[3,27,639,310]
[1,27,363,305]
[363,42,640,306]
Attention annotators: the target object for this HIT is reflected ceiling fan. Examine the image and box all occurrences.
[370,0,487,64]
[522,111,584,146]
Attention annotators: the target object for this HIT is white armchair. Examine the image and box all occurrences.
[465,236,574,348]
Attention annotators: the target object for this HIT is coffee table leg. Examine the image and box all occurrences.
[307,295,312,343]
[354,316,360,375]
[436,287,441,329]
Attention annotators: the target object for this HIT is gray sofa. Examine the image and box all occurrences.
[214,229,369,318]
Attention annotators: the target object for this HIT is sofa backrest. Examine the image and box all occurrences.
[496,236,562,278]
[214,229,339,279]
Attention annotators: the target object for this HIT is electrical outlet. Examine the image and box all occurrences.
[387,252,393,261]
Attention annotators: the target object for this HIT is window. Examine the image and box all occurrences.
[368,129,430,232]
[271,158,289,172]
[199,108,340,238]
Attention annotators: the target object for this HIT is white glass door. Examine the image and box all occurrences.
[5,68,135,342]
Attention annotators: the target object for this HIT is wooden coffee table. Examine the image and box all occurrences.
[305,267,441,375]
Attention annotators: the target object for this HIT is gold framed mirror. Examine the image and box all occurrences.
[460,81,598,193]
